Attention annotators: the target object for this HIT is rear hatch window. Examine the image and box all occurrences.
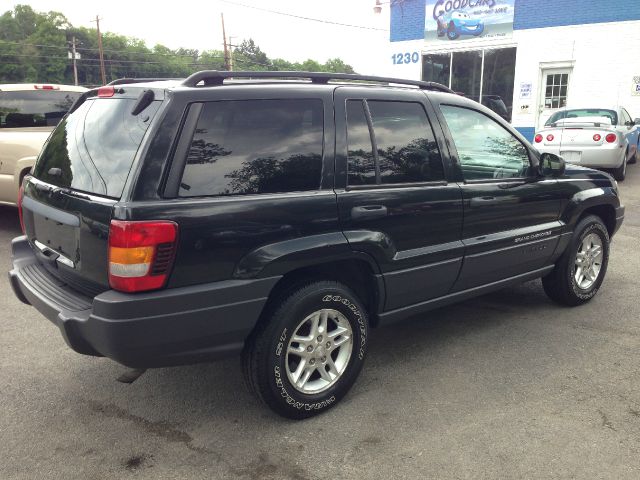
[546,109,618,126]
[0,90,82,128]
[32,96,160,198]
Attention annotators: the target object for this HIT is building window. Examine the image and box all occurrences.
[422,54,450,88]
[451,51,483,103]
[544,73,568,109]
[422,47,517,122]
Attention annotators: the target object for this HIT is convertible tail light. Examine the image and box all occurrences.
[534,134,543,143]
[546,134,555,142]
[593,134,601,142]
[108,220,178,293]
[605,133,617,143]
[17,184,25,234]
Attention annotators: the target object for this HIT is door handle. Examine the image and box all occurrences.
[470,196,500,207]
[351,205,388,220]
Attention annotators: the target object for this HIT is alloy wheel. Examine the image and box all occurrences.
[574,233,603,290]
[285,309,353,394]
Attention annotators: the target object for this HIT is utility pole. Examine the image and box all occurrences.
[221,13,230,71]
[92,15,107,84]
[71,36,79,86]
[228,36,235,72]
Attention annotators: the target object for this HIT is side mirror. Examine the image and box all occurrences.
[540,152,565,177]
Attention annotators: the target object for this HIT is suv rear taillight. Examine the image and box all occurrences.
[17,185,25,234]
[108,220,178,293]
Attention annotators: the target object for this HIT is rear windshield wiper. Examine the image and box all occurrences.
[131,89,155,116]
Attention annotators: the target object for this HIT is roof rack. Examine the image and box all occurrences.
[181,71,453,93]
[107,77,181,86]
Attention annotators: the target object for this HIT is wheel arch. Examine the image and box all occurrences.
[561,187,620,237]
[257,257,385,330]
[576,204,616,237]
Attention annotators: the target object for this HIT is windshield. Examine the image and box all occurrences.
[545,109,618,126]
[0,90,83,128]
[32,96,160,198]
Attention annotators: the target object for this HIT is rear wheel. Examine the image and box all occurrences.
[542,215,610,306]
[612,153,627,181]
[630,145,638,164]
[243,280,369,419]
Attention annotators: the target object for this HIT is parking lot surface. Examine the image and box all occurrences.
[2,167,640,480]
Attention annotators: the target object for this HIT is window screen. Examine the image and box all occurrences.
[346,100,444,186]
[179,99,324,197]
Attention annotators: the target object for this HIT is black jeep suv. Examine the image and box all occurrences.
[9,71,624,419]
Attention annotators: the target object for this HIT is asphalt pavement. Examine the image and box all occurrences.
[2,166,640,479]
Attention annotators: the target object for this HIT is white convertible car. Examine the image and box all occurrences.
[533,107,639,181]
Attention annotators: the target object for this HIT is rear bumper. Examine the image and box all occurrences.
[614,205,625,236]
[540,145,624,168]
[9,236,279,368]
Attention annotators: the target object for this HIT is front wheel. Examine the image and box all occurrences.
[243,281,369,419]
[630,145,638,164]
[542,215,610,306]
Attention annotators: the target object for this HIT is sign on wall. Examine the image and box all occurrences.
[519,82,532,99]
[425,0,515,44]
[633,76,640,96]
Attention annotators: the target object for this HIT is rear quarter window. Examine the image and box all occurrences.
[179,99,324,197]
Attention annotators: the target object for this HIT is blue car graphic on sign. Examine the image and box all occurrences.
[437,11,484,40]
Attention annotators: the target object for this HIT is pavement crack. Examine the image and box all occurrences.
[87,400,211,454]
[597,408,617,431]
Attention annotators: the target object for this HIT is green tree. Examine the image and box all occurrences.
[0,6,357,84]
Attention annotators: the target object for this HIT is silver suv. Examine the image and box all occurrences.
[0,83,86,206]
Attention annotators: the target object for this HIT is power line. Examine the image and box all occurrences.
[0,40,216,58]
[219,0,389,31]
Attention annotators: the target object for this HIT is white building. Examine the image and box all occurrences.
[382,0,640,140]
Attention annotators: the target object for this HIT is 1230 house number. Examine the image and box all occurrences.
[392,52,420,65]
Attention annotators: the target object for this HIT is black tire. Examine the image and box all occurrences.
[612,153,627,181]
[242,280,369,419]
[447,23,459,40]
[630,146,638,164]
[542,215,610,306]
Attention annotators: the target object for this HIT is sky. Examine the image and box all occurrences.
[9,0,391,74]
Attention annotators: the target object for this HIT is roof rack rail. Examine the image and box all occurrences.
[181,70,453,93]
[107,77,181,86]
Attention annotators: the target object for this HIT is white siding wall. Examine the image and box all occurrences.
[512,21,640,130]
[384,21,640,132]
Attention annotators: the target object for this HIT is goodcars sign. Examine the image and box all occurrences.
[425,0,515,44]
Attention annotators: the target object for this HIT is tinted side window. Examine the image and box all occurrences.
[179,99,323,197]
[440,105,530,181]
[346,100,444,186]
[346,100,376,186]
[368,101,444,184]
